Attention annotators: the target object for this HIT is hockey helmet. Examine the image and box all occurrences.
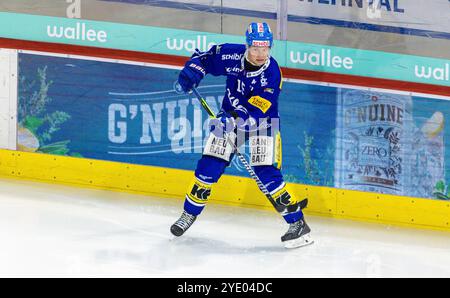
[245,22,273,48]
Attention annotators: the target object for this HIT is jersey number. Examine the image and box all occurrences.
[236,79,245,95]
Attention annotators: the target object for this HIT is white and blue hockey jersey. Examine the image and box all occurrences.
[187,43,283,124]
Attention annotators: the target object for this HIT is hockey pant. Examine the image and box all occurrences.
[183,155,304,224]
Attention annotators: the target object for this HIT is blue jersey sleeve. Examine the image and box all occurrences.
[188,43,246,76]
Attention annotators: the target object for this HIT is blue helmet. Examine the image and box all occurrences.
[245,22,273,48]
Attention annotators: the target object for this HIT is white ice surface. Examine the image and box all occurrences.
[0,178,449,278]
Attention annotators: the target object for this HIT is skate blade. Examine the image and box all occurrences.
[283,234,314,249]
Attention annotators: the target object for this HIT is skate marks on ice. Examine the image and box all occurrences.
[0,178,450,277]
[0,178,292,276]
[304,218,450,277]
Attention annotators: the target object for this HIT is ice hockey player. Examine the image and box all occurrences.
[170,22,313,248]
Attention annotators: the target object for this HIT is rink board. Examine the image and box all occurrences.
[0,20,449,231]
[0,12,450,89]
[12,51,450,201]
[0,149,449,231]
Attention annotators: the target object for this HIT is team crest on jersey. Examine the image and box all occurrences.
[260,73,268,87]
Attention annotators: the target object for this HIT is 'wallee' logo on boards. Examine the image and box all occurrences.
[166,36,216,53]
[47,22,108,43]
[289,49,354,70]
[415,63,450,82]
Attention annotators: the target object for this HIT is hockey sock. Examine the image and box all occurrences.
[183,176,213,216]
[270,183,304,224]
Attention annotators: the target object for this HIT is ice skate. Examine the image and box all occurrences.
[170,211,197,237]
[281,218,314,249]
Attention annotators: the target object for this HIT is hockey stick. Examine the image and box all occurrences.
[174,82,307,213]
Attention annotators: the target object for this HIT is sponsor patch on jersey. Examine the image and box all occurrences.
[248,96,272,114]
[264,88,274,94]
[221,53,242,60]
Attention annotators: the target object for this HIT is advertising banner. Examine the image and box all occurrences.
[1,12,450,88]
[288,0,450,39]
[285,41,450,87]
[17,52,450,200]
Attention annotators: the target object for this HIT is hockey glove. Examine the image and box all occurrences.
[177,61,206,93]
[209,110,238,137]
